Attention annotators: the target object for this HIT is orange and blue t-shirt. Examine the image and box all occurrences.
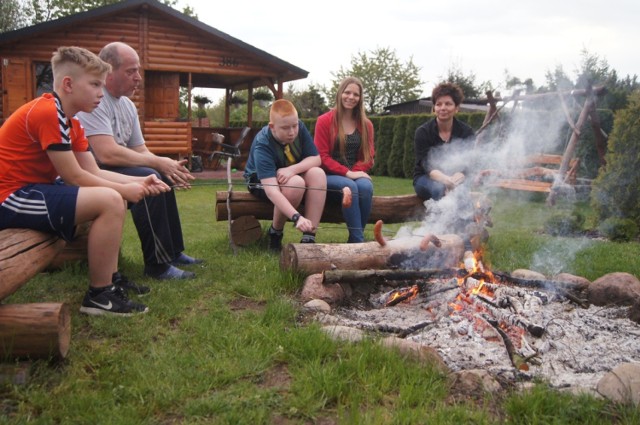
[0,93,90,203]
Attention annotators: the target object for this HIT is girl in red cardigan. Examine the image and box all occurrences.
[314,77,375,242]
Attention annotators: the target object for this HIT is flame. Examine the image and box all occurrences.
[385,285,419,307]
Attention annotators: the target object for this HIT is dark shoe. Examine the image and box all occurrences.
[300,235,316,243]
[145,264,196,280]
[170,252,204,266]
[112,272,150,296]
[268,228,284,252]
[80,285,149,316]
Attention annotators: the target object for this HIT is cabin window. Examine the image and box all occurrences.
[34,62,53,97]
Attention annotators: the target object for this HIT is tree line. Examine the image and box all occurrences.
[2,0,638,120]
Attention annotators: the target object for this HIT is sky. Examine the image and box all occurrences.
[178,0,639,99]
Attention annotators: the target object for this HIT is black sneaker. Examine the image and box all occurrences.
[80,285,149,316]
[268,227,284,252]
[300,234,316,243]
[112,272,150,296]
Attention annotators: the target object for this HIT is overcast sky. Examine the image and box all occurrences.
[178,0,639,98]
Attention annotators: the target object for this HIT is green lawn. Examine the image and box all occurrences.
[1,177,639,424]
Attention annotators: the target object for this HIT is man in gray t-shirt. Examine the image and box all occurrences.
[78,42,202,281]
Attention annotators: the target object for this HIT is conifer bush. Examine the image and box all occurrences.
[590,92,640,230]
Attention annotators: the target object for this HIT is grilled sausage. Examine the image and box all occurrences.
[342,187,352,208]
[374,219,386,246]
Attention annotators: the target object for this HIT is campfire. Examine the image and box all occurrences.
[289,193,639,396]
[307,246,640,392]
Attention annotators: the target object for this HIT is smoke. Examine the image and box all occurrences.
[396,95,584,272]
[530,237,593,276]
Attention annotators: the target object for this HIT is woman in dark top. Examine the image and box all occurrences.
[413,82,475,201]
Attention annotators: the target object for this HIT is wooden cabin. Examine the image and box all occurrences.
[0,0,308,159]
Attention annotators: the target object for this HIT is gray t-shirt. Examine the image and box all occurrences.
[77,89,145,155]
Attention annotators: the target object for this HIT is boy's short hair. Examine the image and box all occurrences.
[269,99,298,123]
[51,46,111,84]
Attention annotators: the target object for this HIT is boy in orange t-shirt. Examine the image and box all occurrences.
[0,46,169,316]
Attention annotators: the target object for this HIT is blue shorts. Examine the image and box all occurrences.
[0,184,79,241]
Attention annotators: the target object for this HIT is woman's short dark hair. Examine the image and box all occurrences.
[432,82,464,106]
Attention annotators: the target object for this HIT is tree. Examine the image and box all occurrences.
[439,66,493,100]
[4,0,195,29]
[329,47,423,115]
[591,92,640,227]
[0,0,28,32]
[285,84,328,119]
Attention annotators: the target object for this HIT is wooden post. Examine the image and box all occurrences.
[0,303,71,360]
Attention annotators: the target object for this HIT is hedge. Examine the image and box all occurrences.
[229,109,612,179]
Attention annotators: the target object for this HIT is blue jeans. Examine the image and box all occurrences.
[413,174,446,201]
[326,175,373,243]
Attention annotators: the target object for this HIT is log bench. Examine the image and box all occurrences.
[215,190,427,224]
[0,227,89,361]
[489,154,580,193]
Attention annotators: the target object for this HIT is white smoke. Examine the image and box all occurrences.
[396,95,583,270]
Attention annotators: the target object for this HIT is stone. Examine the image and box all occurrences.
[302,299,331,314]
[380,336,448,372]
[596,362,640,406]
[321,325,365,342]
[450,369,502,394]
[300,273,346,304]
[512,269,546,280]
[588,272,640,306]
[552,273,591,293]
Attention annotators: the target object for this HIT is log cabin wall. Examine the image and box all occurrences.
[0,14,145,119]
[1,9,295,119]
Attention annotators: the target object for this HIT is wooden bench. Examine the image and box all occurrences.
[143,121,192,159]
[489,154,580,193]
[0,228,73,360]
[215,191,426,224]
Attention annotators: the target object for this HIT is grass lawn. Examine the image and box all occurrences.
[1,176,639,424]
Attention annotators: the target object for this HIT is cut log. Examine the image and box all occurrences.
[230,215,263,246]
[0,303,71,360]
[280,234,464,276]
[0,229,66,301]
[215,191,426,223]
[323,268,457,286]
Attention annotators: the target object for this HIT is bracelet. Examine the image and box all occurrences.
[291,213,301,224]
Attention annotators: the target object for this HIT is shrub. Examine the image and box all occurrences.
[598,217,639,242]
[544,211,585,236]
[387,116,408,177]
[591,92,640,228]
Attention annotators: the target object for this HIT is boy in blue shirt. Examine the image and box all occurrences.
[244,99,326,251]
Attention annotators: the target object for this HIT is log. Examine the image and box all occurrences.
[0,303,71,360]
[215,191,426,223]
[323,268,458,285]
[280,234,465,276]
[0,229,66,301]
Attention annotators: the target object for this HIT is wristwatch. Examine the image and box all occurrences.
[291,213,301,224]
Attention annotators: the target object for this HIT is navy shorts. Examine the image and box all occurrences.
[0,184,79,241]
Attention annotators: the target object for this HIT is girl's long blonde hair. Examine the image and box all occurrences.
[332,76,372,164]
